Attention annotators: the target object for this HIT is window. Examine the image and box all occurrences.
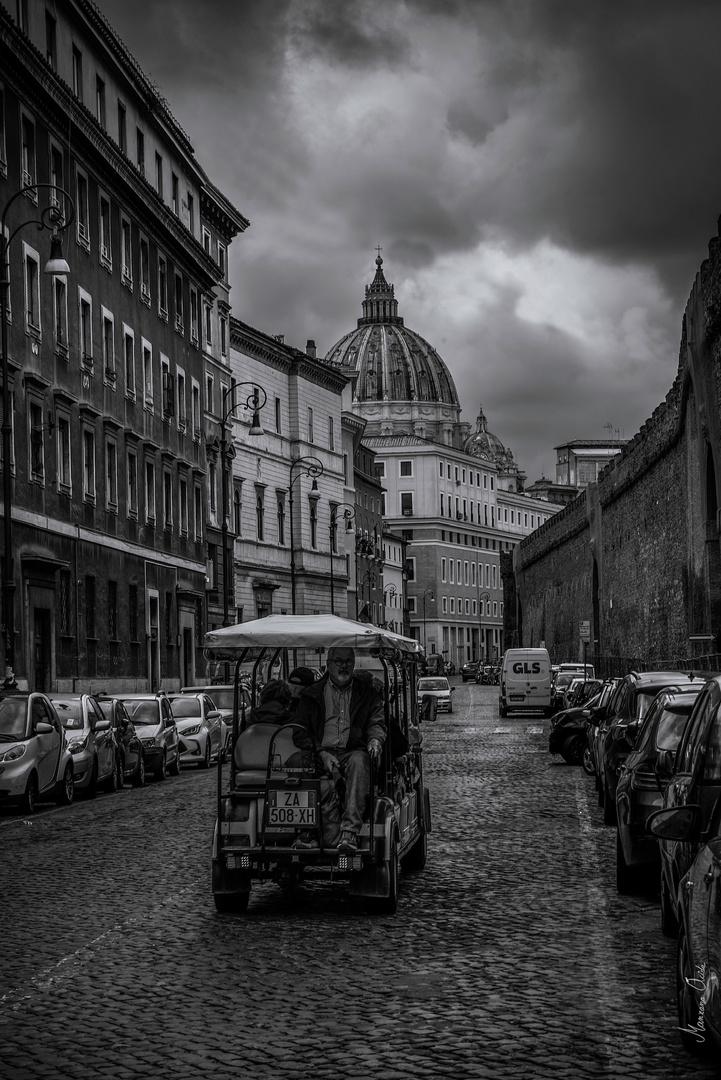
[310,500,318,549]
[126,448,137,516]
[202,226,211,254]
[179,475,188,536]
[233,486,242,536]
[493,601,498,617]
[163,469,172,529]
[45,11,56,68]
[400,460,412,477]
[136,127,145,175]
[187,191,194,233]
[72,169,87,247]
[72,45,83,101]
[405,557,416,582]
[256,487,264,541]
[20,112,36,191]
[102,308,114,379]
[161,357,173,418]
[174,273,183,333]
[176,369,186,430]
[308,407,314,444]
[96,77,106,127]
[208,461,217,520]
[85,576,96,639]
[123,326,135,397]
[117,100,127,153]
[191,381,201,439]
[145,459,156,523]
[155,152,163,197]
[142,341,153,406]
[465,599,470,615]
[121,217,132,285]
[275,397,282,434]
[78,288,92,367]
[218,242,227,278]
[450,597,455,614]
[105,439,118,510]
[158,254,168,318]
[139,237,150,301]
[464,561,469,585]
[441,558,446,582]
[171,173,179,215]
[98,194,111,266]
[449,560,454,584]
[82,428,95,501]
[108,581,118,640]
[189,287,199,345]
[441,597,448,613]
[59,569,71,634]
[29,401,44,482]
[204,301,212,348]
[220,315,227,357]
[205,373,214,414]
[56,414,71,492]
[400,492,413,516]
[194,484,203,540]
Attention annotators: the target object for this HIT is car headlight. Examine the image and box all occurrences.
[67,736,88,755]
[182,724,202,736]
[0,744,27,762]
[141,737,157,749]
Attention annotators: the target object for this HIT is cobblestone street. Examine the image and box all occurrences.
[2,681,720,1080]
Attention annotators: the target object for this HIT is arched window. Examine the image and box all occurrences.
[233,488,241,536]
[255,489,264,541]
[310,501,318,549]
[277,497,285,546]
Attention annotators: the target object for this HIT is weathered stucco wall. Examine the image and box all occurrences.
[511,219,721,668]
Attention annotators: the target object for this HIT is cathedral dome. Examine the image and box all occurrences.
[325,255,459,409]
[463,405,507,461]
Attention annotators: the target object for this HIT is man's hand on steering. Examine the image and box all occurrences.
[319,749,340,776]
[368,738,383,765]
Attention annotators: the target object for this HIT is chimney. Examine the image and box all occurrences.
[306,339,316,358]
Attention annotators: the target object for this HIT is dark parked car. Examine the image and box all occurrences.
[94,697,145,787]
[651,674,721,937]
[110,693,180,781]
[460,661,478,682]
[615,687,702,894]
[598,671,702,825]
[649,793,721,1055]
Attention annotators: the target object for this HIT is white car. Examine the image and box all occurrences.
[48,693,119,795]
[167,693,226,768]
[0,693,75,813]
[417,676,454,714]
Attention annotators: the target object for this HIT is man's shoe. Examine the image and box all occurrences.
[337,831,358,854]
[292,834,319,850]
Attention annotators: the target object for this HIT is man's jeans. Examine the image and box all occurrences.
[319,748,371,840]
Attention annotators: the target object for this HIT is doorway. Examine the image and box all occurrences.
[33,609,51,691]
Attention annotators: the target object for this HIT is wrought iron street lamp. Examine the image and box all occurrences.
[422,588,435,653]
[383,583,397,628]
[219,383,266,626]
[288,456,324,614]
[329,502,355,616]
[478,591,491,663]
[358,568,377,621]
[1,183,74,686]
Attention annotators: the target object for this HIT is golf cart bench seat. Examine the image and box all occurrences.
[233,723,274,786]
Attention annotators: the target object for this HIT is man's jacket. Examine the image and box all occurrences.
[294,674,386,754]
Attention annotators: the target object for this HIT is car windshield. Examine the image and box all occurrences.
[169,698,201,717]
[51,700,84,729]
[0,698,27,739]
[419,679,448,691]
[96,701,111,718]
[121,700,159,726]
[656,705,695,751]
[634,691,664,720]
[206,689,233,710]
[555,674,575,688]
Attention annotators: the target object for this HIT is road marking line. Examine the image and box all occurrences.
[526,726,545,734]
[491,727,511,734]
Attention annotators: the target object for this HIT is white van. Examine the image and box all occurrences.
[499,648,553,717]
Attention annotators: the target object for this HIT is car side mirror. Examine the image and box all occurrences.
[450,686,455,692]
[655,749,674,778]
[34,721,54,734]
[95,719,111,732]
[647,805,700,841]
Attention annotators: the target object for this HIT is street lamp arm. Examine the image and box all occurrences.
[221,381,267,426]
[289,454,324,487]
[2,183,75,248]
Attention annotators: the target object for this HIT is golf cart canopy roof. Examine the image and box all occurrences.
[204,614,423,660]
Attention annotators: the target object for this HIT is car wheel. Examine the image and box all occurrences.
[104,755,121,793]
[168,748,181,776]
[677,925,711,1055]
[55,763,74,806]
[86,757,99,798]
[131,752,146,788]
[616,830,641,895]
[661,871,679,938]
[582,746,595,776]
[214,891,250,914]
[154,751,167,782]
[200,738,211,769]
[21,772,39,815]
[400,829,427,873]
[499,702,508,719]
[560,733,585,766]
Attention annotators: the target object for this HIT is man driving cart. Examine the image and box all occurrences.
[294,646,385,853]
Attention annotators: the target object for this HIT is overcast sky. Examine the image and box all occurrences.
[95,0,721,483]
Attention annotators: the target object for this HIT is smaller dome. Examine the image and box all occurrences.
[463,405,506,461]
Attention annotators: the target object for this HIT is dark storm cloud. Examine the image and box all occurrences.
[289,0,411,67]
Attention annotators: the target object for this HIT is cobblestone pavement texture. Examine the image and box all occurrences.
[2,682,721,1079]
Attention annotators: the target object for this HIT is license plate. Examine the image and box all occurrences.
[267,789,317,827]
[509,694,524,702]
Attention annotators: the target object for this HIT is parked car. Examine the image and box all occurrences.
[111,693,180,781]
[94,697,145,787]
[48,693,119,796]
[650,793,721,1055]
[563,677,602,712]
[180,684,251,738]
[651,673,721,937]
[460,661,478,683]
[417,676,454,713]
[588,678,624,785]
[548,687,606,764]
[0,692,74,813]
[615,687,703,894]
[598,671,703,825]
[167,693,226,768]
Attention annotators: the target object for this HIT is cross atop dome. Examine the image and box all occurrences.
[360,251,404,326]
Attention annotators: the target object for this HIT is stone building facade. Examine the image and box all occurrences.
[511,219,721,670]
